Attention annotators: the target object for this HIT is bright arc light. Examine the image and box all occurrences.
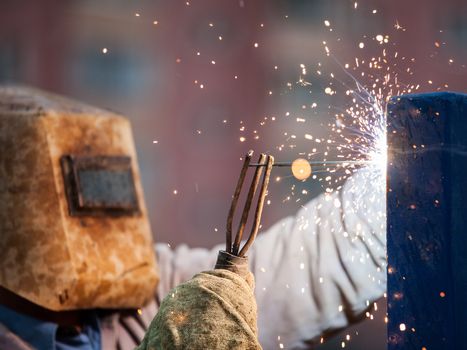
[368,124,387,173]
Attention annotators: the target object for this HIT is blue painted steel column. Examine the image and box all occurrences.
[387,92,467,349]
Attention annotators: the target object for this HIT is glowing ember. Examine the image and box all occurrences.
[291,158,312,180]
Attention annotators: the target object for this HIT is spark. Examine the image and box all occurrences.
[394,20,405,31]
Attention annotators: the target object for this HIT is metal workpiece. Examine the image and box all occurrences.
[387,92,467,350]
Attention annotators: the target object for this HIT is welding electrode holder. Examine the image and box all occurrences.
[221,151,274,260]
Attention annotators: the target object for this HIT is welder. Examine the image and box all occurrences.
[0,86,386,349]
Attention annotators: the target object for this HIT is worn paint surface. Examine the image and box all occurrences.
[387,92,467,349]
[0,86,159,311]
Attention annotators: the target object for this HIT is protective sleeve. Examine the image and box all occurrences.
[151,166,386,349]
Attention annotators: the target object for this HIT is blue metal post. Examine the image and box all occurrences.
[387,92,467,349]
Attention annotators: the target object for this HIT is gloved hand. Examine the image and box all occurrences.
[136,251,261,350]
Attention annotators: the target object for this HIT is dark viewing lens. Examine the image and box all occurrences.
[61,155,140,216]
[78,168,138,209]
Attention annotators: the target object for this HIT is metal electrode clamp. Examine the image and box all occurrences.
[218,151,274,265]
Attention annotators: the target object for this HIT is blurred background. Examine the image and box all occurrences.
[0,0,465,348]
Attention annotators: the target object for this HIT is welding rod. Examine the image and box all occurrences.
[248,160,368,167]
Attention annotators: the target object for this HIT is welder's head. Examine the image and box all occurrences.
[0,86,158,311]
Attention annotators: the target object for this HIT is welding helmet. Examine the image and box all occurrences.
[0,86,159,311]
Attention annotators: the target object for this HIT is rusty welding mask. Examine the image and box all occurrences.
[0,86,158,311]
